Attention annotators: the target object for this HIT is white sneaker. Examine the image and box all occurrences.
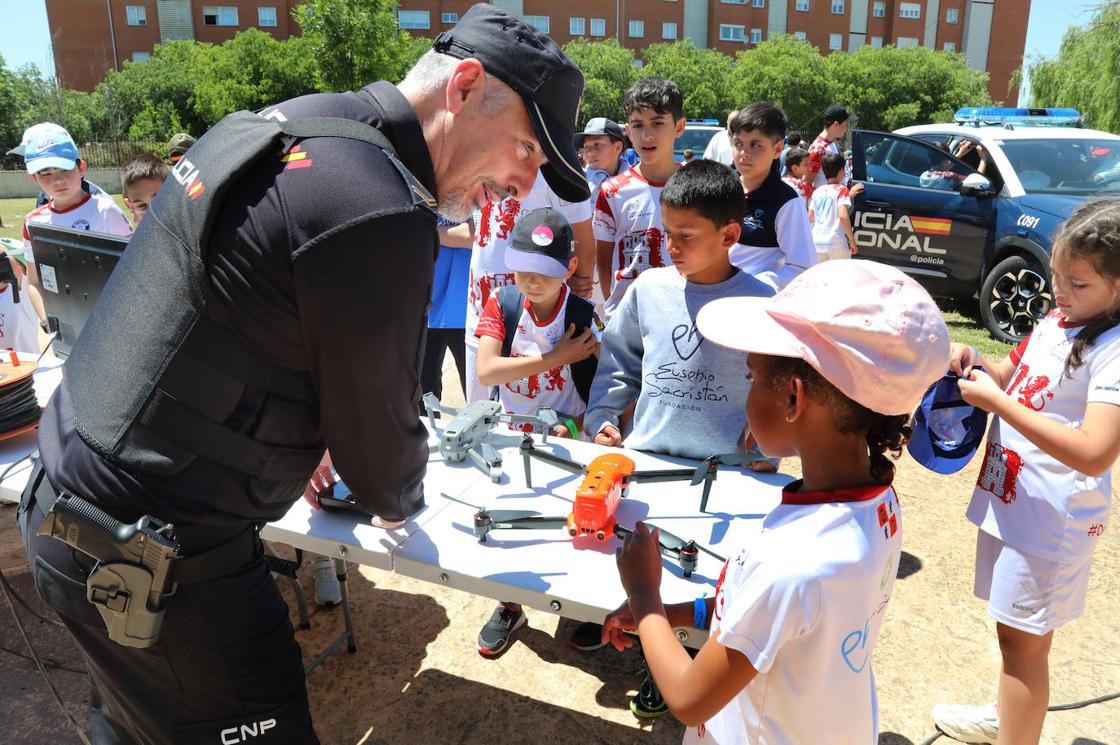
[310,554,341,607]
[931,702,999,744]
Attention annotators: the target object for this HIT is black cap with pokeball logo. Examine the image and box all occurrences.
[433,4,590,203]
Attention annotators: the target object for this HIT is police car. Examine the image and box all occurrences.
[675,119,723,162]
[849,108,1120,342]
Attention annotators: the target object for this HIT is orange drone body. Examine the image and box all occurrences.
[567,453,636,540]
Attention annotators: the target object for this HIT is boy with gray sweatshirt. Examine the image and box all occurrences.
[587,160,774,460]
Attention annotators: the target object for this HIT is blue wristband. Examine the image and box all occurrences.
[693,597,708,629]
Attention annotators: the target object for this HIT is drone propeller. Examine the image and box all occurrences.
[689,452,765,485]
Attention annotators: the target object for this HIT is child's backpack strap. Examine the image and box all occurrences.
[564,294,598,406]
[499,286,525,359]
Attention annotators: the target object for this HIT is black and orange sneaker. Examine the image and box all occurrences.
[477,602,526,658]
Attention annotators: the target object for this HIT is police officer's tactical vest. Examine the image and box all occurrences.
[63,113,436,481]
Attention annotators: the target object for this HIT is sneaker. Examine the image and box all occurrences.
[309,554,341,607]
[569,621,607,652]
[931,702,999,744]
[477,602,526,658]
[630,667,669,719]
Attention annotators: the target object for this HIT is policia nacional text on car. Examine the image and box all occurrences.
[17,6,590,744]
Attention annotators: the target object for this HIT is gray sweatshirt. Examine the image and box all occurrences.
[585,267,775,459]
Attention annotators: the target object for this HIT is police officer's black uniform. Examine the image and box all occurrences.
[17,5,589,743]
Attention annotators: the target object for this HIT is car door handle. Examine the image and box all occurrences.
[863,200,891,211]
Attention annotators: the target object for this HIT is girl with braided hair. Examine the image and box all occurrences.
[600,260,950,744]
[933,200,1120,744]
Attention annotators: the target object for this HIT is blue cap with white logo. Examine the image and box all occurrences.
[24,128,80,174]
[907,371,989,474]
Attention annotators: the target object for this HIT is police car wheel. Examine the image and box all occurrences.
[979,255,1053,344]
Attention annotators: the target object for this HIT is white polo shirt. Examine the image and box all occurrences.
[684,481,902,745]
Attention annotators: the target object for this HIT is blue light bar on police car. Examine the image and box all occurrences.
[954,107,1083,126]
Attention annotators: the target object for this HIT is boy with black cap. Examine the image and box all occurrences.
[575,116,629,202]
[473,206,600,657]
[807,104,854,191]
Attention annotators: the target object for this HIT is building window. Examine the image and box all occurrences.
[829,33,844,49]
[525,15,550,33]
[570,17,585,35]
[946,7,959,23]
[944,41,956,51]
[719,24,745,42]
[794,30,807,40]
[897,36,919,47]
[899,3,921,18]
[872,1,885,16]
[753,0,765,7]
[751,28,763,44]
[633,59,645,68]
[629,19,644,38]
[131,51,151,62]
[397,10,430,29]
[258,6,277,27]
[870,35,883,47]
[831,0,845,14]
[721,0,748,4]
[590,18,606,36]
[441,12,458,24]
[126,5,147,25]
[662,22,677,39]
[202,6,239,26]
[796,0,810,10]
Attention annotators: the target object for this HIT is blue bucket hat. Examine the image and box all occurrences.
[907,371,989,474]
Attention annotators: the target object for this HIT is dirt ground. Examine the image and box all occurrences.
[1,360,1117,745]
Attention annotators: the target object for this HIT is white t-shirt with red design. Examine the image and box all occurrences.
[967,311,1120,562]
[809,183,852,248]
[474,285,597,425]
[22,191,133,265]
[684,481,902,745]
[592,166,676,318]
[806,135,838,190]
[467,172,592,340]
[781,175,812,203]
[0,277,42,354]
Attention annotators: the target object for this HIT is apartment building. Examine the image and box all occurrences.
[45,0,301,92]
[398,0,1028,102]
[46,0,1028,102]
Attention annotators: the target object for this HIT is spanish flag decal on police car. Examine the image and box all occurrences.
[910,216,952,236]
[281,145,313,171]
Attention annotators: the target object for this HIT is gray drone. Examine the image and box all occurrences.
[422,393,558,483]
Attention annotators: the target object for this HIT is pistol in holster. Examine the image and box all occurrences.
[36,486,181,649]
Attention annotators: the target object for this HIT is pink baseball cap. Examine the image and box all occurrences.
[696,261,950,416]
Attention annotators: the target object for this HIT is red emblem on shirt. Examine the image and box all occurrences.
[1006,363,1054,411]
[977,441,1024,505]
[877,499,898,540]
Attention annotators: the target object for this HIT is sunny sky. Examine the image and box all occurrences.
[1,0,1105,104]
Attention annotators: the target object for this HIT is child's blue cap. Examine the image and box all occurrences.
[24,126,80,174]
[907,371,989,474]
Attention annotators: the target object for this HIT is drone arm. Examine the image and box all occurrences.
[524,444,587,477]
[491,516,569,530]
[625,468,698,485]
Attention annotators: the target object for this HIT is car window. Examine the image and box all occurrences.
[674,128,720,154]
[861,132,974,190]
[1000,139,1120,195]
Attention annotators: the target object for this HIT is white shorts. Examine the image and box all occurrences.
[973,530,1093,635]
[815,239,851,263]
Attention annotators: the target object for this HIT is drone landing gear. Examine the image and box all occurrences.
[466,441,503,483]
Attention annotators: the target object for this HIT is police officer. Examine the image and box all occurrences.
[17,5,588,743]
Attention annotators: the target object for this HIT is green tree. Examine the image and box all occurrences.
[641,40,736,120]
[190,29,319,125]
[562,38,638,127]
[829,45,990,132]
[1029,2,1120,133]
[0,56,22,151]
[294,0,420,92]
[731,35,835,133]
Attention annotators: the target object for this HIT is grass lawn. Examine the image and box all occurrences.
[0,195,1016,360]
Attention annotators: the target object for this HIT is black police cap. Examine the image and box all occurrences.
[433,4,590,203]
